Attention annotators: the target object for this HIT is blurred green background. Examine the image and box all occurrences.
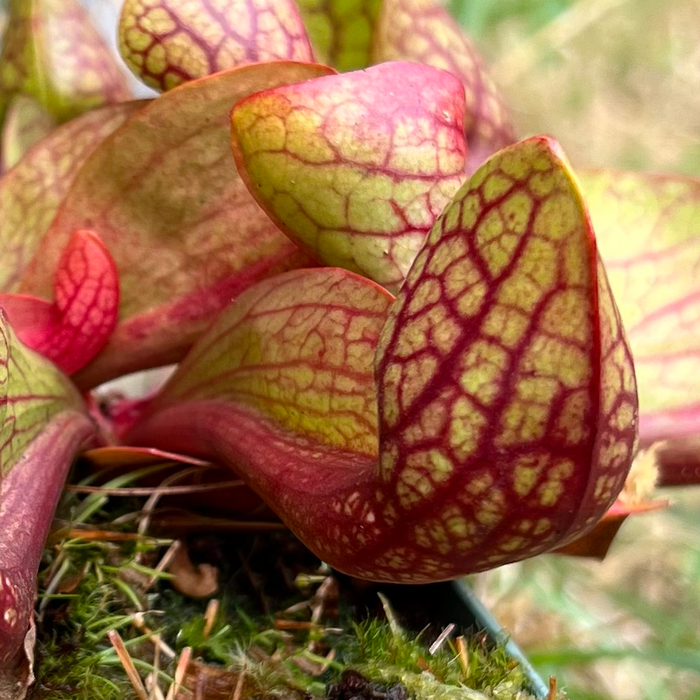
[448,1,700,698]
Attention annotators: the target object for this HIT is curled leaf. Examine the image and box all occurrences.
[373,136,638,579]
[0,230,119,375]
[129,139,639,583]
[119,0,315,92]
[579,169,700,447]
[19,63,333,389]
[0,102,140,293]
[126,267,392,569]
[231,61,467,291]
[0,312,94,667]
[371,0,514,168]
[1,95,55,171]
[0,0,131,123]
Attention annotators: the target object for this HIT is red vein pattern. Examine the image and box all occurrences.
[0,231,119,375]
[231,61,467,291]
[372,137,637,580]
[119,0,315,91]
[0,102,140,294]
[371,0,514,170]
[0,312,85,476]
[128,139,638,583]
[148,268,393,456]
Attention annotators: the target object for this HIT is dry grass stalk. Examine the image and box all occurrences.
[456,636,469,678]
[133,613,177,660]
[429,624,456,655]
[109,628,149,700]
[166,646,192,700]
[230,663,246,700]
[202,598,220,641]
[66,480,244,497]
[144,539,182,592]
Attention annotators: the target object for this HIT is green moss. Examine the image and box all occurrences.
[31,486,555,700]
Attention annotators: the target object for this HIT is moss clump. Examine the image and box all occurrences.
[31,481,559,700]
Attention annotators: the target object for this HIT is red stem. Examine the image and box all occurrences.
[0,412,94,668]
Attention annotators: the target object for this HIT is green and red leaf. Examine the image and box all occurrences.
[0,312,94,667]
[118,0,315,92]
[0,0,131,123]
[373,136,638,580]
[0,102,140,293]
[231,61,467,291]
[371,0,514,169]
[0,230,119,375]
[579,169,700,448]
[19,63,333,389]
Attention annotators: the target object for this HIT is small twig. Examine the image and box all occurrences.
[202,599,219,641]
[274,619,321,631]
[282,600,311,614]
[231,662,246,700]
[165,646,192,700]
[310,576,335,625]
[108,629,149,700]
[456,636,469,678]
[429,623,456,655]
[66,480,245,496]
[147,632,164,700]
[548,676,557,700]
[377,592,403,639]
[50,528,164,544]
[136,467,211,563]
[144,540,182,592]
[132,613,177,660]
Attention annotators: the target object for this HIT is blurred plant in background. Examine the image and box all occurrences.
[445,1,700,698]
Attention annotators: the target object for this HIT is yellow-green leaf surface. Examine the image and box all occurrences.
[0,102,140,294]
[0,0,131,123]
[1,95,56,171]
[127,268,393,563]
[296,0,381,70]
[19,63,333,389]
[148,268,393,457]
[371,0,514,169]
[0,102,142,298]
[129,138,638,583]
[580,169,700,446]
[373,137,638,581]
[119,0,315,92]
[0,311,87,476]
[231,61,467,292]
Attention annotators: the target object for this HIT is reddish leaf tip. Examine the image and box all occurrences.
[0,230,119,374]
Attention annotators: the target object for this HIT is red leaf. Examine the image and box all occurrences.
[0,230,119,375]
